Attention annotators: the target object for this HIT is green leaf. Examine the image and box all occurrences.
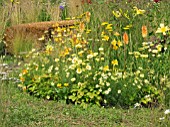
[68,95,77,101]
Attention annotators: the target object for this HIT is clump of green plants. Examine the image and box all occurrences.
[17,1,170,108]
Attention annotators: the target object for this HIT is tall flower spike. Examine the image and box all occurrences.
[85,11,91,23]
[123,32,129,45]
[79,21,85,33]
[142,25,148,38]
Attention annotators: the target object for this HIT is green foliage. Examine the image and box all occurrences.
[13,35,34,55]
[0,41,5,56]
[38,8,51,21]
[16,0,170,108]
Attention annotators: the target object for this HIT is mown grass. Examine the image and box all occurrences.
[0,79,170,127]
[0,0,170,126]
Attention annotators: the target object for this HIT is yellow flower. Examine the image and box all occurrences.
[86,29,91,34]
[156,23,169,35]
[113,45,118,50]
[156,44,162,52]
[111,59,118,66]
[46,45,54,54]
[22,69,28,75]
[133,6,145,15]
[111,39,117,46]
[102,35,109,41]
[57,83,62,88]
[101,22,109,26]
[112,10,121,18]
[20,77,25,82]
[123,24,132,30]
[117,40,123,47]
[106,24,113,30]
[114,32,120,36]
[103,65,109,72]
[64,83,69,87]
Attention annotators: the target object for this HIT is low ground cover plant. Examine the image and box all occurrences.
[17,0,170,108]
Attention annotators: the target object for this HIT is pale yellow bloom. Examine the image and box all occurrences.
[156,23,169,35]
[133,6,145,15]
[114,32,120,36]
[140,54,148,58]
[112,10,121,18]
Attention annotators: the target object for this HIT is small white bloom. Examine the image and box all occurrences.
[76,68,82,74]
[106,82,110,86]
[69,64,76,70]
[55,67,59,71]
[164,109,170,115]
[99,89,102,92]
[55,58,59,62]
[104,99,107,103]
[48,65,53,73]
[86,64,92,70]
[95,58,100,62]
[72,57,78,64]
[93,52,98,57]
[140,73,144,78]
[99,47,104,51]
[77,59,82,65]
[51,82,55,86]
[152,49,158,54]
[118,90,121,94]
[144,79,149,84]
[75,44,82,48]
[96,84,99,88]
[134,103,141,108]
[66,72,70,78]
[104,90,110,95]
[71,78,76,82]
[101,57,104,61]
[87,54,93,59]
[159,117,165,120]
[78,82,83,87]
